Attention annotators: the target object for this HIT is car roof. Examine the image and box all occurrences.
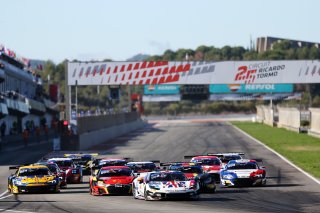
[192,156,219,160]
[101,166,131,170]
[48,158,73,161]
[228,159,257,164]
[100,158,126,161]
[127,161,155,164]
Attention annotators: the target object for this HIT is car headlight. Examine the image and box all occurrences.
[14,180,22,185]
[97,181,105,187]
[223,174,234,179]
[49,180,57,184]
[149,184,160,190]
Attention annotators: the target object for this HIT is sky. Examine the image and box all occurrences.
[1,0,320,63]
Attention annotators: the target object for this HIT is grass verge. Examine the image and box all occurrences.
[231,121,320,179]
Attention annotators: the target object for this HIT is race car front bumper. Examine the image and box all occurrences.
[12,184,59,193]
[146,190,198,200]
[221,177,264,186]
[92,184,132,195]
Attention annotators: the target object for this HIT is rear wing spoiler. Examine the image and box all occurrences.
[64,153,99,157]
[184,155,204,159]
[252,159,263,163]
[9,163,31,170]
[207,153,245,157]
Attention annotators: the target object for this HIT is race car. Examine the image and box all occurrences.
[220,159,266,187]
[185,155,222,183]
[91,158,129,175]
[162,162,216,193]
[132,171,200,201]
[8,165,60,194]
[47,158,83,184]
[126,161,159,175]
[34,162,67,189]
[207,153,244,166]
[64,153,98,175]
[89,166,134,195]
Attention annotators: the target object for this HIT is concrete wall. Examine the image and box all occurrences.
[79,119,145,150]
[256,105,264,123]
[77,112,139,134]
[278,107,300,132]
[256,105,274,126]
[261,105,274,126]
[308,108,320,138]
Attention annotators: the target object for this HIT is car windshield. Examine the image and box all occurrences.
[149,172,187,181]
[220,155,242,164]
[191,158,220,166]
[227,163,258,170]
[99,169,132,177]
[126,163,156,171]
[52,160,73,167]
[72,157,91,165]
[99,160,126,167]
[46,164,58,173]
[170,165,202,174]
[19,168,51,176]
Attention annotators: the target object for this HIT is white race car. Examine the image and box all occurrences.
[132,171,200,200]
[220,159,266,187]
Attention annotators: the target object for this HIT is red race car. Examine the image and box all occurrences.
[185,155,222,183]
[47,158,83,184]
[89,166,134,195]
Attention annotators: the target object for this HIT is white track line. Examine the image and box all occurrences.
[232,124,320,185]
[0,194,13,200]
[0,208,35,213]
[0,190,8,197]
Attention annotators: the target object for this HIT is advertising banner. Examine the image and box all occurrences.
[142,95,181,102]
[209,93,301,101]
[68,60,320,86]
[144,85,180,95]
[209,84,293,93]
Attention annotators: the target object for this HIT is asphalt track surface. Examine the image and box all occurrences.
[0,120,319,212]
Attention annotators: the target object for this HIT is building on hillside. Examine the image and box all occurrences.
[256,36,320,53]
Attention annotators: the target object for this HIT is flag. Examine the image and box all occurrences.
[0,44,4,53]
[37,64,43,70]
[21,57,31,67]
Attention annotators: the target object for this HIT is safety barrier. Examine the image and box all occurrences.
[256,105,274,126]
[277,107,301,132]
[308,108,320,138]
[60,112,145,150]
[77,112,139,134]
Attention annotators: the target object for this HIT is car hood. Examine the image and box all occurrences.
[184,173,198,180]
[148,181,192,190]
[18,175,55,183]
[227,169,257,178]
[99,176,134,184]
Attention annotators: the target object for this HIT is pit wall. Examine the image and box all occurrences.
[79,119,144,150]
[61,112,145,151]
[277,107,301,132]
[308,108,320,138]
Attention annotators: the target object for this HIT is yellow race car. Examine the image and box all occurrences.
[8,165,60,194]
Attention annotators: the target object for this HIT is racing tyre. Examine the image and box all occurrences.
[133,189,138,199]
[144,189,151,201]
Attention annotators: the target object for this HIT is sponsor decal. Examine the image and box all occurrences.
[228,84,241,92]
[235,62,285,83]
